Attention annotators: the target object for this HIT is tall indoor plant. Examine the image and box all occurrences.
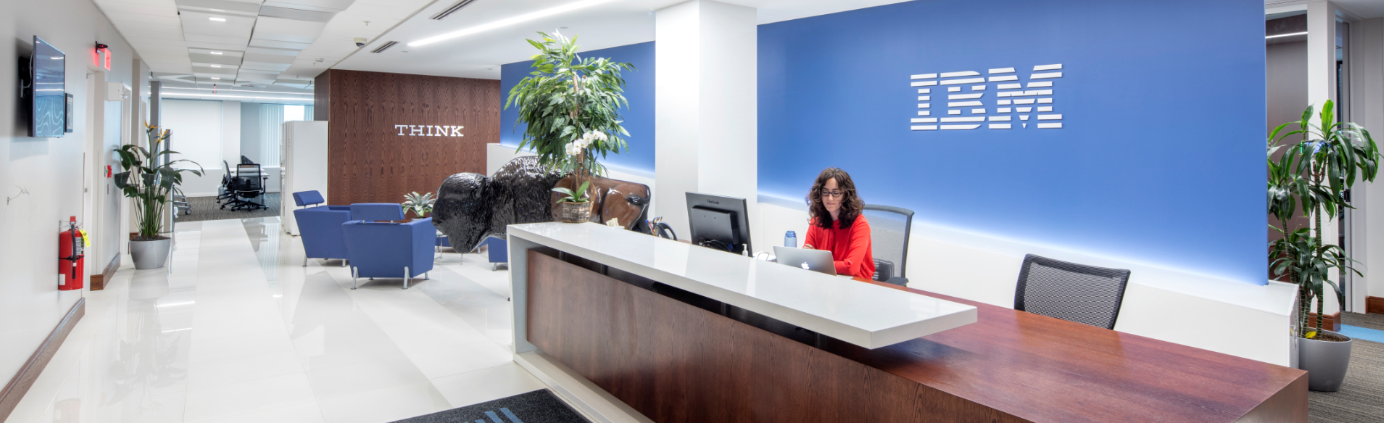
[506,31,634,222]
[1267,100,1379,391]
[115,122,202,269]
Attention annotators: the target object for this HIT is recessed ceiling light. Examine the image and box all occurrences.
[408,0,617,47]
[211,64,221,68]
[211,77,220,80]
[210,51,223,55]
[209,17,226,22]
[210,8,224,12]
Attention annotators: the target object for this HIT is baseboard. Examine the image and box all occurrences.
[1366,297,1384,315]
[0,298,85,422]
[1306,311,1341,332]
[89,253,120,291]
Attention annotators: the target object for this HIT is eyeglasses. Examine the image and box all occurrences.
[821,190,844,199]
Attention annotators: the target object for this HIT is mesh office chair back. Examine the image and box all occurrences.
[1014,254,1131,330]
[860,204,913,285]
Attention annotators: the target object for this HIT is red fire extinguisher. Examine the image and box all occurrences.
[59,216,85,291]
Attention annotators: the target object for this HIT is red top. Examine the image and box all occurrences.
[804,215,875,279]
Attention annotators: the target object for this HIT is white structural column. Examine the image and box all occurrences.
[222,100,242,167]
[655,0,758,247]
[1306,2,1343,314]
[1357,18,1384,307]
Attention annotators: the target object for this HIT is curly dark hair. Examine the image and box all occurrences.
[807,167,864,229]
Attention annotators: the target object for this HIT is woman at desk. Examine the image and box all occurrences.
[802,168,875,279]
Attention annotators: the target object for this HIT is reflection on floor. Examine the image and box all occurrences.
[4,217,545,423]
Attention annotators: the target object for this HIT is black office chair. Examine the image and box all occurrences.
[861,204,913,286]
[1014,254,1131,330]
[217,160,235,206]
[231,164,268,211]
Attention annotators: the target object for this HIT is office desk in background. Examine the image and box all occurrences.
[510,223,1307,423]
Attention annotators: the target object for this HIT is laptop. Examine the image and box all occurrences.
[773,246,838,276]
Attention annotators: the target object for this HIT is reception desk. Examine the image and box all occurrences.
[507,222,1307,422]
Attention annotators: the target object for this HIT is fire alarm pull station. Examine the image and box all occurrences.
[59,216,87,290]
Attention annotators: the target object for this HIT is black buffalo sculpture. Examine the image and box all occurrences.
[432,156,652,252]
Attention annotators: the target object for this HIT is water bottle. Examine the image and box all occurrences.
[784,231,797,248]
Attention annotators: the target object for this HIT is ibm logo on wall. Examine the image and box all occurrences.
[909,64,1063,131]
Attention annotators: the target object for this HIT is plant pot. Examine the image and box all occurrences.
[558,202,592,223]
[130,237,171,270]
[1297,329,1352,392]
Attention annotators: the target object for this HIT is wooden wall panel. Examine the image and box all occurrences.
[323,69,500,205]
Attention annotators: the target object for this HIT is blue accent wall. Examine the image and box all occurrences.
[758,0,1267,284]
[500,41,656,174]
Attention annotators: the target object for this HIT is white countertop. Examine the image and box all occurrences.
[508,222,977,349]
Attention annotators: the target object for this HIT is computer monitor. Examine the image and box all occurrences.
[685,192,753,255]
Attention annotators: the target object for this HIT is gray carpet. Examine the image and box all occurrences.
[1341,312,1384,332]
[1309,313,1384,422]
[174,193,280,222]
[392,390,588,423]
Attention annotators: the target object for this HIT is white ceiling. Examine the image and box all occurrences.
[1266,0,1384,19]
[332,0,913,80]
[104,0,1356,92]
[92,0,435,98]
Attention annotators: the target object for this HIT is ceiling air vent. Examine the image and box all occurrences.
[372,41,399,53]
[431,0,477,20]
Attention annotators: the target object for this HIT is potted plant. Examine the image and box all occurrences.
[114,122,203,269]
[506,31,634,223]
[402,191,435,219]
[1267,100,1379,391]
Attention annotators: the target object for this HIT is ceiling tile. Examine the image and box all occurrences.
[189,52,243,65]
[184,40,249,51]
[263,0,357,13]
[248,39,313,50]
[258,6,336,22]
[252,16,329,44]
[187,48,244,57]
[174,0,261,16]
[240,62,292,72]
[246,46,302,56]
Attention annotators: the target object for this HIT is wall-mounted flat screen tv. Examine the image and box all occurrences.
[30,36,66,138]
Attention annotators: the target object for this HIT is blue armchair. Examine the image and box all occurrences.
[343,204,435,290]
[292,191,352,267]
[479,236,508,271]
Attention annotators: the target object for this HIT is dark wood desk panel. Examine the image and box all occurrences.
[527,250,1306,423]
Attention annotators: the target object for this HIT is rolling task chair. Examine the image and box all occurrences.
[343,203,435,290]
[1013,254,1131,330]
[231,163,268,211]
[861,204,914,286]
[217,161,235,206]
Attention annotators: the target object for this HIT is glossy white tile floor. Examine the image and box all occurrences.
[5,217,546,423]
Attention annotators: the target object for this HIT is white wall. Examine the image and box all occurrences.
[169,100,285,197]
[162,99,223,173]
[0,0,144,391]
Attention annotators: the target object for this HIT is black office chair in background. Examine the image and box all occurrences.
[862,204,913,286]
[217,160,235,206]
[230,163,268,211]
[1013,254,1131,330]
